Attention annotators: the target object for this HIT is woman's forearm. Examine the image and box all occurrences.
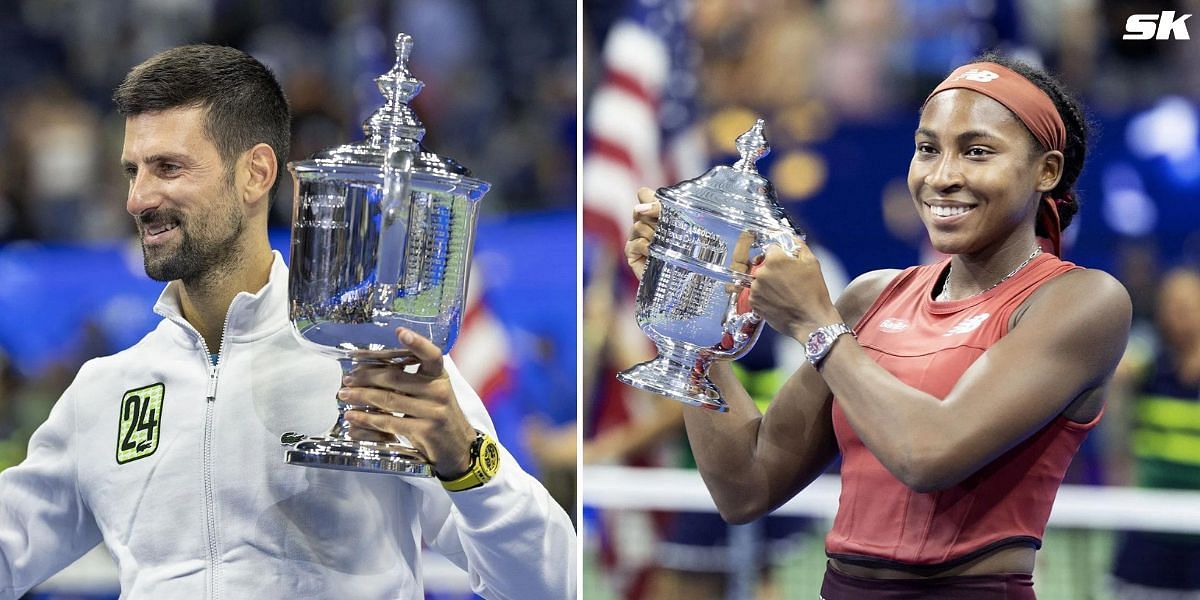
[684,361,838,522]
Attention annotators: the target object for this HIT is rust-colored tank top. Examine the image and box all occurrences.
[825,253,1101,568]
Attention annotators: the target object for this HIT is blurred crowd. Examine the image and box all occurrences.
[583,0,1200,598]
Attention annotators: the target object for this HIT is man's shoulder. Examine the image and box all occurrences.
[70,318,183,385]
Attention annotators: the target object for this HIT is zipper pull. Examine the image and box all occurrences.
[207,366,219,401]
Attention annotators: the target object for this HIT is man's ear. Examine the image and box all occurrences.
[242,143,277,204]
[1036,150,1064,193]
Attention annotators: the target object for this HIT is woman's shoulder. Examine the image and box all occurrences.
[838,268,906,326]
[1016,265,1132,332]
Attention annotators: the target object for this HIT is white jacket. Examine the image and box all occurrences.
[0,254,576,599]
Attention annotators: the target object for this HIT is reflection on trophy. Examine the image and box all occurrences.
[617,120,800,412]
[284,33,489,476]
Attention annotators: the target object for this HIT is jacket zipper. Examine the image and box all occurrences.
[167,311,232,600]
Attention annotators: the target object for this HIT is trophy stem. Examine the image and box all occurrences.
[616,345,727,412]
[283,359,435,477]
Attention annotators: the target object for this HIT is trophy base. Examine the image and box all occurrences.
[285,436,434,477]
[617,352,727,412]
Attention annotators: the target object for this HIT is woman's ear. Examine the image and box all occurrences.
[1036,150,1064,193]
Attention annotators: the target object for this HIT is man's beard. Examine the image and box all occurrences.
[139,195,245,285]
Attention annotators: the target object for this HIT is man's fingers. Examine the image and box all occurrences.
[397,328,444,378]
[337,385,434,416]
[343,410,426,455]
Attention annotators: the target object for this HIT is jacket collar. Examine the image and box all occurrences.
[153,251,291,344]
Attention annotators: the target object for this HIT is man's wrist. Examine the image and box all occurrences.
[436,435,476,480]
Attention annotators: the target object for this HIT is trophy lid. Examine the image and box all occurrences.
[657,119,793,232]
[292,33,487,195]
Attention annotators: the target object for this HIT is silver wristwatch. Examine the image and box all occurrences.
[805,323,855,367]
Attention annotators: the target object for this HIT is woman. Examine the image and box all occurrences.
[625,54,1131,597]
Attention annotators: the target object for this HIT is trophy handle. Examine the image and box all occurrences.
[371,147,415,315]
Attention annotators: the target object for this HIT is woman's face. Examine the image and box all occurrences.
[907,89,1060,256]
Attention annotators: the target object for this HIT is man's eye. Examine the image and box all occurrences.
[123,167,137,180]
[916,143,937,155]
[160,164,181,175]
[966,147,992,157]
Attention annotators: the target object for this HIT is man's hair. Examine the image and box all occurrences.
[972,52,1091,234]
[113,44,291,200]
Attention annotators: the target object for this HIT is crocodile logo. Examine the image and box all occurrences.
[280,431,306,445]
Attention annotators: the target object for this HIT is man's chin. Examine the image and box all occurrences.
[142,253,188,282]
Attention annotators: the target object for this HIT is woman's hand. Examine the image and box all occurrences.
[625,187,660,281]
[748,238,842,340]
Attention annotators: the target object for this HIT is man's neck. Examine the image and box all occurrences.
[177,243,274,356]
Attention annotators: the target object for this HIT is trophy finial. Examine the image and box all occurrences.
[395,33,412,67]
[732,119,770,173]
[363,32,425,146]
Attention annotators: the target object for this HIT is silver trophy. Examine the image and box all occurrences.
[284,33,489,476]
[617,120,800,412]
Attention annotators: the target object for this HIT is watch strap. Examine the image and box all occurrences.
[438,430,501,492]
[806,322,855,367]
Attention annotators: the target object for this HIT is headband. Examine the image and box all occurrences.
[924,62,1069,255]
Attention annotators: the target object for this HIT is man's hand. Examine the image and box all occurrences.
[340,328,477,478]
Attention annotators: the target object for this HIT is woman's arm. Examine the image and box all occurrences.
[750,242,1133,493]
[624,187,901,522]
[820,269,1129,491]
[682,269,898,523]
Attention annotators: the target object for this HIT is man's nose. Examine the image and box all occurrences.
[126,170,161,216]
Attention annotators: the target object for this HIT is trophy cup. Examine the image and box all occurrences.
[283,33,489,476]
[617,120,800,412]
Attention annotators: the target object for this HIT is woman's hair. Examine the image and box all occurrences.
[972,52,1090,233]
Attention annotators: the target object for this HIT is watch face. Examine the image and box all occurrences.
[807,330,828,356]
[481,439,500,475]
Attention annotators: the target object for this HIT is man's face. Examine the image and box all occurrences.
[121,106,244,284]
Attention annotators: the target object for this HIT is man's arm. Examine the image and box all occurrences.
[412,359,575,600]
[339,332,575,599]
[0,368,103,598]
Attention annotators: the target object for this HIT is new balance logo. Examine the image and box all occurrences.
[952,68,999,83]
[1123,11,1191,40]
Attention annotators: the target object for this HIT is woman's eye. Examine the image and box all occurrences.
[966,147,992,157]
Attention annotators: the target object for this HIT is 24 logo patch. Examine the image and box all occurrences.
[116,383,164,464]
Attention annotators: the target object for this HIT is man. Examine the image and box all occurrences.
[0,44,575,599]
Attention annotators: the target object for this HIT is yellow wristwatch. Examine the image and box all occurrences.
[438,430,500,492]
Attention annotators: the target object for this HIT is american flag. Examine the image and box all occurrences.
[582,0,706,255]
[449,266,512,408]
[582,2,704,598]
